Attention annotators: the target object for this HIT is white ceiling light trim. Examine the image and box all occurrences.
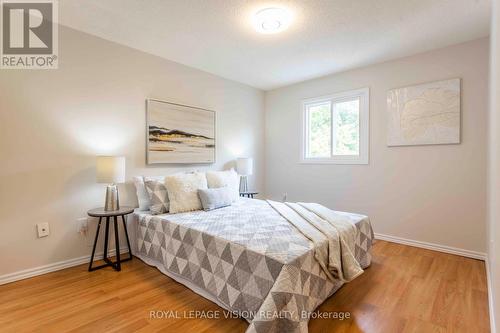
[252,7,293,34]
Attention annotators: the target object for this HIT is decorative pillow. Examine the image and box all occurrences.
[144,180,169,215]
[198,187,232,211]
[205,169,239,202]
[133,176,151,211]
[132,176,166,211]
[165,172,208,213]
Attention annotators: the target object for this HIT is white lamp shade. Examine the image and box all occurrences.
[236,157,253,176]
[96,156,125,184]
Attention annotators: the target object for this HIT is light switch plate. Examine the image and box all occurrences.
[37,222,50,238]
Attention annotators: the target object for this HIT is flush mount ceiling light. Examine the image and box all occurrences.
[252,7,292,34]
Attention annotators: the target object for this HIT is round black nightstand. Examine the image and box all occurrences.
[239,191,259,199]
[87,206,134,272]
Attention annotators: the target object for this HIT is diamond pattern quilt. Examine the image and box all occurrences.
[135,198,373,333]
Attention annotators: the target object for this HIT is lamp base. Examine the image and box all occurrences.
[239,176,248,193]
[104,184,120,211]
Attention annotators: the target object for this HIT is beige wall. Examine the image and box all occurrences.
[0,26,265,275]
[489,0,499,330]
[265,38,489,253]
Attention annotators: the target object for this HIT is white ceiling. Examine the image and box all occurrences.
[59,0,491,90]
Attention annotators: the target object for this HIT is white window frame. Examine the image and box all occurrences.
[301,87,369,165]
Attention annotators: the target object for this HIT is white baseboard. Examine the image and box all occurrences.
[374,233,487,260]
[485,256,497,333]
[0,247,130,285]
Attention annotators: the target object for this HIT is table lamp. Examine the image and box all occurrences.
[236,157,253,193]
[96,156,125,211]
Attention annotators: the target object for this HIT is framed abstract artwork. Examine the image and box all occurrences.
[387,78,461,146]
[146,99,216,164]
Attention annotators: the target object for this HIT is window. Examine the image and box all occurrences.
[302,88,369,164]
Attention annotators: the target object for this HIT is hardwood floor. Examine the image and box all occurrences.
[0,240,490,333]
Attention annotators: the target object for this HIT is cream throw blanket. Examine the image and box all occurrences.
[267,200,364,282]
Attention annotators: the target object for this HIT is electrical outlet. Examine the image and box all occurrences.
[86,218,98,247]
[37,222,50,238]
[76,217,88,236]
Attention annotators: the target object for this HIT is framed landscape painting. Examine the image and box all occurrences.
[387,78,461,146]
[146,99,216,164]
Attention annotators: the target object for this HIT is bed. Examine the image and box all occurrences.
[130,198,373,333]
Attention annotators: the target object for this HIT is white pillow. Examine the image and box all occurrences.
[133,176,150,211]
[133,176,165,211]
[206,169,239,202]
[165,172,208,213]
